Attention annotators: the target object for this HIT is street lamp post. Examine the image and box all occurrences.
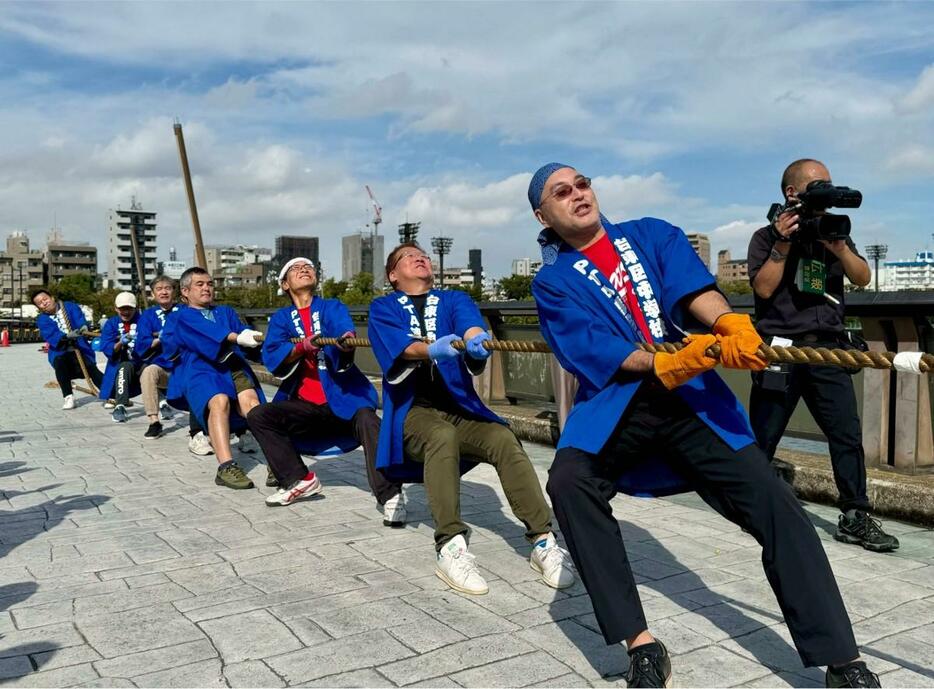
[865,244,888,293]
[431,236,454,289]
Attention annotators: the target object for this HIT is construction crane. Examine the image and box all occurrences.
[365,185,382,236]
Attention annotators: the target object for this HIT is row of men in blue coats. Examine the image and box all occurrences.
[30,160,881,686]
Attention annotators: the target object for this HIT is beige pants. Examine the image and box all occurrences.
[140,364,170,417]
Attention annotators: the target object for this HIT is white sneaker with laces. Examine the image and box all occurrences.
[188,431,214,456]
[530,533,576,589]
[159,400,175,420]
[62,395,75,410]
[382,493,407,527]
[265,474,323,506]
[237,432,259,454]
[103,399,116,410]
[435,534,488,595]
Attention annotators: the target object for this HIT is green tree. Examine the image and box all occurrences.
[718,279,753,296]
[339,272,377,306]
[54,274,95,303]
[322,278,349,300]
[498,274,534,301]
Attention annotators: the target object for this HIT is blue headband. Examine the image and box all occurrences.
[528,162,571,211]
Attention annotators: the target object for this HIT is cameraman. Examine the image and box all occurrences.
[747,158,898,553]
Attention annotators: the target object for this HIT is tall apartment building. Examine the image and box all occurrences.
[716,249,749,283]
[511,257,543,277]
[107,199,157,292]
[468,249,483,289]
[342,232,384,287]
[0,232,44,310]
[45,238,98,283]
[685,232,711,271]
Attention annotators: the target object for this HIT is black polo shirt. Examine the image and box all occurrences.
[747,226,865,337]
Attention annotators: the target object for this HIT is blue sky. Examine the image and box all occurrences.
[1,1,932,280]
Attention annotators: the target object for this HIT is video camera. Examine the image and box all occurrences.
[767,180,862,243]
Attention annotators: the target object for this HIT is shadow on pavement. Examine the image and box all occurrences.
[0,477,112,679]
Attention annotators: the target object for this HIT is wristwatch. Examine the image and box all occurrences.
[769,247,789,262]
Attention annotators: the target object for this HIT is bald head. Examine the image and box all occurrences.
[781,159,830,199]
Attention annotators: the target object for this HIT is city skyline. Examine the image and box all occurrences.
[1,3,933,280]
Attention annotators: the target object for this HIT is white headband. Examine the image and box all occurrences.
[277,257,315,296]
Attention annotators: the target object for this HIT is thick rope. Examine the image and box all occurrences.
[58,306,100,396]
[257,334,930,372]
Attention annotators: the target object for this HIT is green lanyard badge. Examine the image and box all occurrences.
[796,258,826,295]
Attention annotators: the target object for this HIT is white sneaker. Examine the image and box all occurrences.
[530,533,576,589]
[435,535,488,595]
[159,400,175,421]
[188,431,214,456]
[62,395,75,410]
[103,399,116,410]
[382,493,407,528]
[237,431,259,454]
[265,473,323,506]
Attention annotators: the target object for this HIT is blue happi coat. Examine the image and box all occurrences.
[36,301,96,368]
[167,304,266,430]
[98,312,143,401]
[262,299,378,456]
[533,216,755,497]
[136,304,182,371]
[369,289,502,479]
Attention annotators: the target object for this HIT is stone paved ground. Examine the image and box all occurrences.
[1,343,933,688]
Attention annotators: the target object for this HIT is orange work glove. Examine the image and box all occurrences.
[653,334,719,390]
[712,313,768,371]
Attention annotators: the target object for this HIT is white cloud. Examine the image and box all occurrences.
[0,2,932,282]
[897,63,934,114]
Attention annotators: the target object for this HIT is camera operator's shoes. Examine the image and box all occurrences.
[625,640,671,688]
[835,510,899,553]
[825,661,880,687]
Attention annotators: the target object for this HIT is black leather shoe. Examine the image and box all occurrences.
[825,661,881,687]
[626,640,671,688]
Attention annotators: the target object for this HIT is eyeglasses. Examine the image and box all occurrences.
[389,251,430,272]
[541,176,592,204]
[288,263,315,274]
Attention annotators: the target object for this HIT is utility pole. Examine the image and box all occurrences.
[431,235,453,289]
[174,121,207,269]
[865,244,888,293]
[17,261,23,320]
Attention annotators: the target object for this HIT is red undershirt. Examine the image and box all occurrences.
[294,306,327,405]
[581,233,653,342]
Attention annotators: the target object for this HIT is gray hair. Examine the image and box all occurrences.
[179,267,210,291]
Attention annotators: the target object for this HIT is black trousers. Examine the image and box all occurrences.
[749,359,869,512]
[112,361,140,406]
[547,384,857,668]
[246,398,402,503]
[53,352,104,397]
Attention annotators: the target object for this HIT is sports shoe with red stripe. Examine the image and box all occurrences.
[264,473,323,507]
